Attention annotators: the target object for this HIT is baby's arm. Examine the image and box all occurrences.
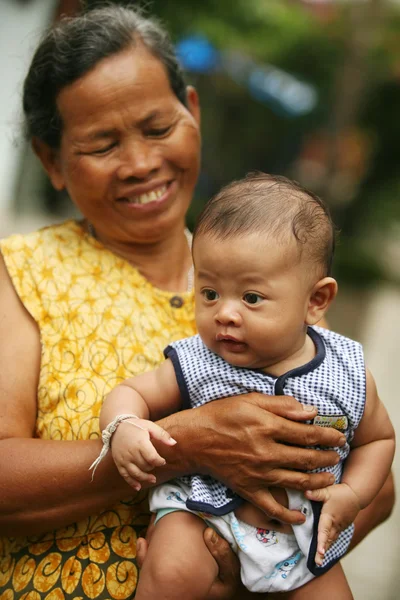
[307,368,395,565]
[98,359,182,489]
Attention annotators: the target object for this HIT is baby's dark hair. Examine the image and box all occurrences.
[193,172,337,277]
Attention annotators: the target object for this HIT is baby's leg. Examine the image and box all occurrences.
[268,562,353,600]
[136,510,219,600]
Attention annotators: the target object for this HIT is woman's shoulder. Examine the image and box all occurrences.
[0,219,83,253]
[0,220,88,309]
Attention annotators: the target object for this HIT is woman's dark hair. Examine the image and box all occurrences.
[23,5,187,148]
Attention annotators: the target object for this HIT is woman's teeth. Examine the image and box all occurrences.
[125,184,167,204]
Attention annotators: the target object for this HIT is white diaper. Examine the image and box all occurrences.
[149,480,315,593]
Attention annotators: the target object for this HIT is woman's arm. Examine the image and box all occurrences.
[0,254,136,536]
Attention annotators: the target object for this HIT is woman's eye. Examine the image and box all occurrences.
[243,293,263,305]
[90,143,116,155]
[146,126,172,138]
[202,289,219,301]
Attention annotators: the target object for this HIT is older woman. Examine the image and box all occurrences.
[0,6,393,599]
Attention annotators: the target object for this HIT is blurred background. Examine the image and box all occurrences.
[0,0,399,597]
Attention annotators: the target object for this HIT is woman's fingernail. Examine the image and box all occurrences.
[302,404,315,412]
[210,530,218,544]
[169,438,177,445]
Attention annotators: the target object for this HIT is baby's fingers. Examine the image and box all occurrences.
[120,462,157,490]
[315,513,333,566]
[147,422,177,446]
[140,439,168,469]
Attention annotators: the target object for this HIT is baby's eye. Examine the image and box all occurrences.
[202,289,219,301]
[243,293,263,305]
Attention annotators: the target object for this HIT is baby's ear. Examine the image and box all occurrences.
[306,277,338,326]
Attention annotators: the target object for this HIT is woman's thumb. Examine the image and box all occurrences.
[148,422,177,445]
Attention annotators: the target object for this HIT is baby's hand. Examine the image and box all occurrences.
[305,483,360,566]
[111,418,177,491]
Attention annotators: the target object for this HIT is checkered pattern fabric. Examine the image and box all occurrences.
[164,325,366,571]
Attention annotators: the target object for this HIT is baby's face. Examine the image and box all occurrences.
[193,233,317,372]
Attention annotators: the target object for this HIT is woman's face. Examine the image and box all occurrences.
[36,44,201,245]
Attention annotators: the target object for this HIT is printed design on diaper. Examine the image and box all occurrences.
[265,550,302,580]
[166,491,185,503]
[255,528,278,547]
[230,516,248,552]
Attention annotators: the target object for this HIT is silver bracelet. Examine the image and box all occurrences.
[89,413,141,480]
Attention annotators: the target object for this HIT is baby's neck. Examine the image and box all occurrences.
[262,331,316,377]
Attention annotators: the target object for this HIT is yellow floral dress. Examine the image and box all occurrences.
[0,221,196,600]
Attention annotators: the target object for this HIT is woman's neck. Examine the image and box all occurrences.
[86,222,192,293]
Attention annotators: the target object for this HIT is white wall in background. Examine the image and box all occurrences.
[0,0,56,215]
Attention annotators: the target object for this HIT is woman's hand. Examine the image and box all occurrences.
[137,521,245,599]
[160,393,346,525]
[203,529,255,599]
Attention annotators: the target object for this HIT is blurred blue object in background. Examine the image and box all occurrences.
[177,36,317,117]
[176,35,219,73]
[248,65,317,117]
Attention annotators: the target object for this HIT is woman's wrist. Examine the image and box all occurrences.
[155,409,202,476]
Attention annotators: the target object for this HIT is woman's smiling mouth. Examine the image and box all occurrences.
[118,183,169,204]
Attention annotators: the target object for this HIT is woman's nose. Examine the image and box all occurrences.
[116,138,162,180]
[215,303,242,326]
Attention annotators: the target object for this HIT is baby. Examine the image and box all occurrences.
[93,173,395,598]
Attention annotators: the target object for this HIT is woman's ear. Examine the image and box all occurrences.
[186,86,201,126]
[32,138,65,191]
[306,277,338,326]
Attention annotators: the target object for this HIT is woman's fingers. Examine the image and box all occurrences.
[272,416,346,450]
[136,537,147,569]
[203,527,240,599]
[248,441,340,473]
[242,489,306,525]
[261,468,336,492]
[242,394,346,449]
[146,421,177,446]
[248,393,318,421]
[136,514,156,569]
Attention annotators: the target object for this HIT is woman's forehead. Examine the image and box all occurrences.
[56,45,178,131]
